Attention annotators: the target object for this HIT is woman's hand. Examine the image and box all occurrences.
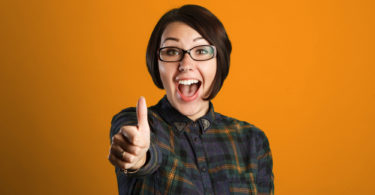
[108,97,150,171]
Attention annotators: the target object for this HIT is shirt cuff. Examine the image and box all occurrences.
[125,142,162,177]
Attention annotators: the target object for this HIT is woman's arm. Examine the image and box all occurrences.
[256,131,274,194]
[108,97,162,193]
[109,97,150,171]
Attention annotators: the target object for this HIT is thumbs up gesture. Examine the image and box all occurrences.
[108,97,150,171]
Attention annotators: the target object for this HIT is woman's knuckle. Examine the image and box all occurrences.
[133,148,141,156]
[128,155,134,162]
[112,135,120,143]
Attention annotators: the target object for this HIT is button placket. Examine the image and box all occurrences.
[188,122,214,192]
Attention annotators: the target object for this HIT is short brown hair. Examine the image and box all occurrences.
[146,4,232,100]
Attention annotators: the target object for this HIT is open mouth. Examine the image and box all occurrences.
[177,79,202,101]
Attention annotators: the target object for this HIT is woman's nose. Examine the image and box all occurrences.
[178,53,194,72]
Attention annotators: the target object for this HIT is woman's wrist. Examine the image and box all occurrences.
[134,153,148,169]
[123,151,148,174]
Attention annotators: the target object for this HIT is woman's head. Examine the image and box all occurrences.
[146,5,231,120]
[146,4,232,100]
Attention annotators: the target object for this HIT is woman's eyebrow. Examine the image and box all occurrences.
[162,37,204,44]
[193,37,204,42]
[162,37,179,43]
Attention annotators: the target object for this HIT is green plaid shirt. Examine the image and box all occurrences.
[110,96,274,194]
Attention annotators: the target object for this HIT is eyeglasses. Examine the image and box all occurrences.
[158,45,216,62]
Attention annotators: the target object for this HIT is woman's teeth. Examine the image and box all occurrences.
[178,79,199,85]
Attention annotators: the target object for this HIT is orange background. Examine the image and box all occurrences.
[1,0,374,194]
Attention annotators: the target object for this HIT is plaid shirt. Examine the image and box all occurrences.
[110,96,274,195]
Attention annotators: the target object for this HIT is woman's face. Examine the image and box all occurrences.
[158,22,217,121]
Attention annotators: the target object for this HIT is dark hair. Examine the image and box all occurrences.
[146,4,232,100]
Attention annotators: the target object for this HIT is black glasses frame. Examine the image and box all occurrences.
[157,45,216,62]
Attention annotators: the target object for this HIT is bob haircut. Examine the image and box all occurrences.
[146,4,232,100]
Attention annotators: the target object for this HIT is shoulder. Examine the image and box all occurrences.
[111,106,161,124]
[110,106,162,137]
[213,112,263,133]
[213,112,270,146]
[110,107,137,138]
[111,107,137,124]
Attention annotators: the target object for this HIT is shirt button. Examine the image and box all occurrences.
[201,167,207,172]
[193,137,199,142]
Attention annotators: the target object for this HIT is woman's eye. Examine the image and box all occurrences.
[196,49,208,55]
[166,49,180,56]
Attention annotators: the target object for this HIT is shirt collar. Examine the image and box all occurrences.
[154,95,215,134]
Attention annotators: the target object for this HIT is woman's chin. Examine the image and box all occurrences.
[174,97,208,120]
[166,90,209,120]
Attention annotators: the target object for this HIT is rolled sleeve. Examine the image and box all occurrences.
[125,141,162,177]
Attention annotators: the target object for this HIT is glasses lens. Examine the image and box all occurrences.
[159,47,182,62]
[191,45,215,61]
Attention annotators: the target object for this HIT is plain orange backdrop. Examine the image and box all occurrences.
[1,0,374,194]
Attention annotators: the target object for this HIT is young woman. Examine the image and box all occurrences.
[108,5,274,194]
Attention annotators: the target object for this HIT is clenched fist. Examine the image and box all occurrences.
[108,97,150,171]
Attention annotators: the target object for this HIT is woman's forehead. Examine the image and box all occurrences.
[160,22,209,46]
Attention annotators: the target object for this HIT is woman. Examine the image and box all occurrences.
[108,4,274,194]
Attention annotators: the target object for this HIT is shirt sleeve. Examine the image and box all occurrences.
[255,130,274,194]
